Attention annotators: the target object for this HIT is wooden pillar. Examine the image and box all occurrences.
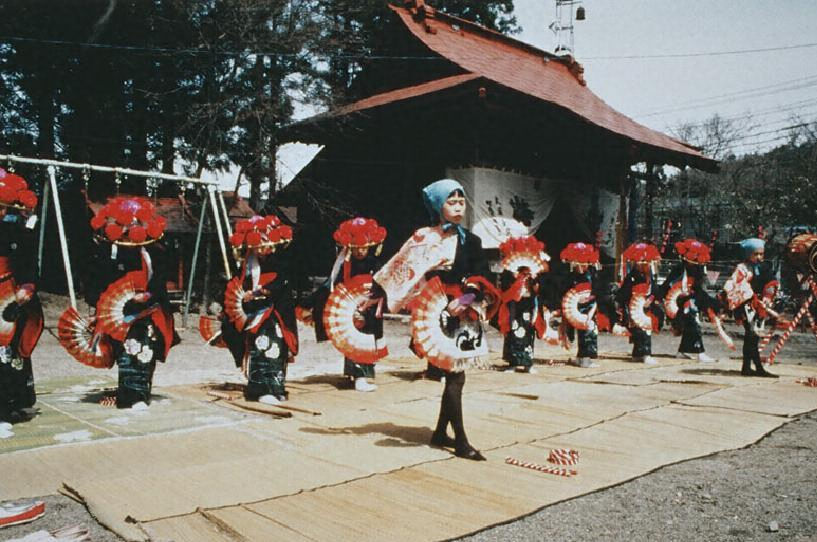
[614,173,626,282]
[644,163,657,242]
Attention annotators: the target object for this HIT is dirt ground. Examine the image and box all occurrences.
[2,294,815,541]
[461,411,817,542]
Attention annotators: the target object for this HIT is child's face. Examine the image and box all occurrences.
[636,262,651,274]
[255,245,274,257]
[748,249,764,264]
[441,194,466,224]
[351,246,369,259]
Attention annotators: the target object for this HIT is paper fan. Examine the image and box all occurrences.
[57,307,114,368]
[663,278,694,320]
[0,279,17,346]
[323,275,388,364]
[707,308,736,351]
[561,282,596,331]
[199,314,226,347]
[410,277,488,371]
[628,283,655,331]
[96,271,148,342]
[541,309,560,345]
[223,277,248,330]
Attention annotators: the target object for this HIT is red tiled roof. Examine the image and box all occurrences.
[390,1,713,167]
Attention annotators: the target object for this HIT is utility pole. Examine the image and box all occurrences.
[549,0,586,55]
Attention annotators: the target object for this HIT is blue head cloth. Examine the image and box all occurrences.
[422,178,466,244]
[739,238,765,259]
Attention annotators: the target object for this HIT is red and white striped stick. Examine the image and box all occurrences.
[505,457,577,477]
[809,279,817,343]
[768,292,814,364]
[757,331,774,356]
[544,359,568,366]
[548,448,580,465]
[763,277,817,355]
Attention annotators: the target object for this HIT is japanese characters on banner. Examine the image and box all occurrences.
[563,183,620,260]
[447,167,560,249]
[447,167,620,259]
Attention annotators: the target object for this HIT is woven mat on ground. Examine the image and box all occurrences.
[2,362,815,541]
[141,405,788,542]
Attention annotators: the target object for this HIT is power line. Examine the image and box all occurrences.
[653,98,817,138]
[637,81,817,118]
[636,73,817,116]
[4,34,817,62]
[729,122,810,142]
[659,98,817,132]
[730,132,802,152]
[684,107,817,129]
[584,41,817,60]
[0,35,445,61]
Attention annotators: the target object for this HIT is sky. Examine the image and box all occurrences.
[514,0,817,152]
[270,0,817,189]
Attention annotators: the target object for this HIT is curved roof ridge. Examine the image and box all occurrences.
[397,0,563,63]
[389,1,714,166]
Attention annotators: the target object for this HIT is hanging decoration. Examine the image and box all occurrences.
[90,196,167,246]
[0,169,38,211]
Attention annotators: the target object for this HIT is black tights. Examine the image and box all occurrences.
[433,370,470,449]
[742,319,763,372]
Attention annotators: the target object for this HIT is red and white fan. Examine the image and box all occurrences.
[663,278,694,320]
[57,307,114,368]
[323,274,388,364]
[223,277,248,330]
[629,283,656,331]
[707,308,736,350]
[561,282,596,331]
[198,314,226,347]
[410,277,488,371]
[96,270,149,342]
[541,309,560,345]
[0,279,17,346]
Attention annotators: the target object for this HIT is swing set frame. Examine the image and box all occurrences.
[0,153,238,326]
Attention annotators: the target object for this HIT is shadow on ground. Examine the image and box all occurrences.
[300,422,434,448]
[295,374,353,390]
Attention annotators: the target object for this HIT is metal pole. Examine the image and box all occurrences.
[208,185,232,278]
[0,154,217,187]
[37,179,51,278]
[182,192,209,327]
[47,166,77,309]
[217,189,233,236]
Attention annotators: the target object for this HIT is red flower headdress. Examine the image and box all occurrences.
[622,242,661,264]
[560,242,600,268]
[230,214,293,253]
[498,236,550,276]
[333,217,387,253]
[0,169,38,212]
[674,238,711,265]
[90,196,166,246]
